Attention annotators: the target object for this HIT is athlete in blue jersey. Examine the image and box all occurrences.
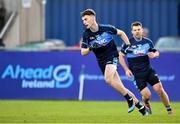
[80,9,148,115]
[119,21,173,115]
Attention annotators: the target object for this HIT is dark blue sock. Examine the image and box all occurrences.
[166,105,172,112]
[124,93,132,101]
[135,102,144,109]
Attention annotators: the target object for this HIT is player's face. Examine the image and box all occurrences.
[132,25,143,39]
[82,15,95,29]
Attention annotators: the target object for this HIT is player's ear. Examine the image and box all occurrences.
[92,15,96,21]
[131,30,133,34]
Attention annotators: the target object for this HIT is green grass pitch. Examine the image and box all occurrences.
[0,100,179,123]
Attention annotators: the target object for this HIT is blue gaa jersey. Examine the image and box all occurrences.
[81,24,119,61]
[121,37,155,73]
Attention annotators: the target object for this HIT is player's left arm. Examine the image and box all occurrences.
[107,25,130,45]
[148,40,159,59]
[117,29,130,45]
[148,50,159,59]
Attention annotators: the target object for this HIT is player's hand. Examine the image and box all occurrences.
[125,69,133,78]
[148,52,155,58]
[148,52,159,58]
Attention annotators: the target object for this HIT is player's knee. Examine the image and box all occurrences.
[142,92,151,100]
[154,84,164,96]
[141,88,151,99]
[155,88,164,96]
[104,76,112,84]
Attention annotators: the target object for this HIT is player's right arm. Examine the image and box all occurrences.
[81,32,91,56]
[81,47,90,56]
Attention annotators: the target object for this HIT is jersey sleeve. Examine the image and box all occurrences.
[120,43,127,55]
[81,31,88,48]
[148,39,157,52]
[149,39,154,48]
[103,24,117,35]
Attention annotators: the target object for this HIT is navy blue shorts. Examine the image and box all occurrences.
[98,57,118,75]
[133,68,160,91]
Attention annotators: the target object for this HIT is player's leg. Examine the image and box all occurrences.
[104,64,135,113]
[152,82,172,114]
[98,58,132,103]
[126,89,149,115]
[140,87,152,114]
[104,64,127,95]
[148,68,172,114]
[104,64,148,115]
[131,76,151,115]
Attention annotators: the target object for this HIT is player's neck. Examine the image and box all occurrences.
[90,22,99,32]
[134,36,143,41]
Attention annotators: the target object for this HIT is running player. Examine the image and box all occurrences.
[119,21,173,115]
[80,9,148,115]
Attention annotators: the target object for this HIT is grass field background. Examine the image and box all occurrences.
[0,100,179,123]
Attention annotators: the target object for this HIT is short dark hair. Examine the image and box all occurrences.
[80,9,96,17]
[131,21,142,29]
